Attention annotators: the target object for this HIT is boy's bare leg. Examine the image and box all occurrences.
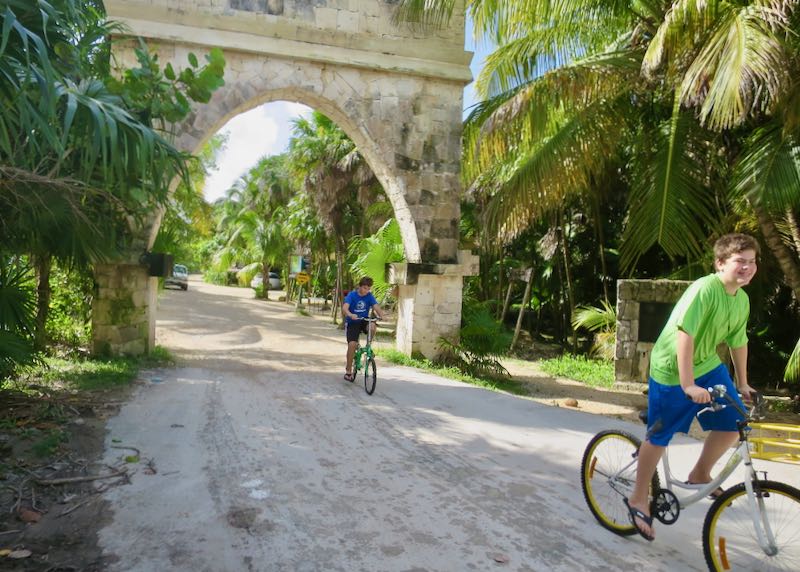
[346,340,358,374]
[628,440,664,538]
[687,431,738,484]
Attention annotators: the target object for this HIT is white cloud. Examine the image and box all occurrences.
[202,102,311,203]
[281,101,313,117]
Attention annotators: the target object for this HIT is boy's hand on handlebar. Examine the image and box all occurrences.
[738,384,756,404]
[684,385,712,404]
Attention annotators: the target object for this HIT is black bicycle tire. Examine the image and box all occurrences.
[581,429,660,536]
[703,479,800,571]
[364,357,377,395]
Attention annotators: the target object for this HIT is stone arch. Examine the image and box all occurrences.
[94,0,479,358]
[170,83,422,263]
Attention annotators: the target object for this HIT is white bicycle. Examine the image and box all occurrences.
[581,385,800,571]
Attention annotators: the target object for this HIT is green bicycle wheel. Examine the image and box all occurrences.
[703,479,800,571]
[364,357,376,395]
[581,430,660,536]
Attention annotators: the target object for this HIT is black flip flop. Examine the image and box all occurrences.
[624,498,655,541]
[343,372,355,382]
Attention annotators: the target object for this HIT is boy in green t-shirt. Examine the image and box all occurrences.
[625,233,759,541]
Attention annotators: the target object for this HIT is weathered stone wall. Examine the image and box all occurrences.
[106,0,465,45]
[92,265,156,355]
[615,279,692,383]
[390,250,478,358]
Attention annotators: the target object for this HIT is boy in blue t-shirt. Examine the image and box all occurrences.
[342,277,384,381]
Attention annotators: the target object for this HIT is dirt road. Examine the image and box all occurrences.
[95,277,795,571]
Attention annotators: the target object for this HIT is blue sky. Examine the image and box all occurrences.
[203,22,490,203]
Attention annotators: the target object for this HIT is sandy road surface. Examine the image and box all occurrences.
[96,277,798,571]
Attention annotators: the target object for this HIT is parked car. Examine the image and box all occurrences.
[165,264,188,290]
[250,271,281,290]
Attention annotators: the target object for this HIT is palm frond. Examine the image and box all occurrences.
[474,16,631,98]
[465,48,643,182]
[730,123,800,212]
[786,337,800,382]
[621,102,721,271]
[644,0,792,130]
[483,96,632,240]
[572,300,617,333]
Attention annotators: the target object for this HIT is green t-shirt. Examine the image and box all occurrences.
[649,274,750,386]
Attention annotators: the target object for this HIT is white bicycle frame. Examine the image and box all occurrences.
[657,402,779,555]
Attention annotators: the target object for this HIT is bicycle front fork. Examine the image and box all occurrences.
[353,346,372,373]
[353,347,364,373]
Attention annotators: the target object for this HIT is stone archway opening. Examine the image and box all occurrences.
[189,90,421,265]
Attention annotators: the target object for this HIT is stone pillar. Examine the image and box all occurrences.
[615,279,692,383]
[92,264,154,356]
[390,250,479,359]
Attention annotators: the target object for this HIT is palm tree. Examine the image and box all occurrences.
[400,0,800,377]
[214,155,293,301]
[287,112,380,322]
[1,1,183,350]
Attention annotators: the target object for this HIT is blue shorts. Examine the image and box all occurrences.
[646,364,746,446]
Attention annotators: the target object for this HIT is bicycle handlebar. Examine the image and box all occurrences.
[693,385,765,421]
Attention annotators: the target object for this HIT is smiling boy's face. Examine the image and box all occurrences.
[357,284,371,296]
[716,249,757,288]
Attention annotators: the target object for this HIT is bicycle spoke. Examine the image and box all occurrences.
[581,430,656,536]
[704,482,800,571]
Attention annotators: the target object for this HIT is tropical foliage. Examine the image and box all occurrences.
[0,1,224,373]
[398,0,800,384]
[438,302,511,379]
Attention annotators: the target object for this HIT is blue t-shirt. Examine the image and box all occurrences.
[344,290,378,324]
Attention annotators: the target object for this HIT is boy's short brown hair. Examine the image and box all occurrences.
[358,277,374,287]
[714,233,760,261]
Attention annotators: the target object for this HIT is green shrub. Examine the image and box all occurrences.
[47,264,93,347]
[572,301,616,361]
[0,257,38,379]
[437,303,511,379]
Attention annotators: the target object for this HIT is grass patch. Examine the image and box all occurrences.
[377,348,530,396]
[4,346,175,393]
[538,354,614,388]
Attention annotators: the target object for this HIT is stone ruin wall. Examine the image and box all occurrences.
[615,279,692,384]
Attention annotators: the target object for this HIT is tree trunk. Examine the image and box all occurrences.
[753,203,800,303]
[558,213,577,351]
[500,281,513,324]
[592,194,610,302]
[553,250,564,344]
[511,267,533,351]
[786,208,800,256]
[261,261,270,301]
[33,253,52,352]
[331,244,344,325]
[496,253,505,320]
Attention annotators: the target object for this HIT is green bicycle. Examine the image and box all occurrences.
[350,316,379,395]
